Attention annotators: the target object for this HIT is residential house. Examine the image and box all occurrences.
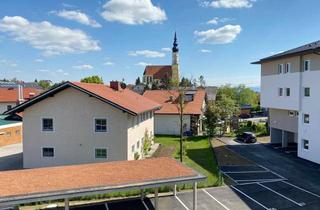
[0,86,42,113]
[0,114,22,147]
[5,81,161,168]
[143,33,180,87]
[253,40,320,164]
[143,89,206,136]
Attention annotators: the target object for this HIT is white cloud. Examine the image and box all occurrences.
[200,49,212,53]
[206,17,232,25]
[34,59,44,63]
[54,10,102,28]
[207,17,219,25]
[129,50,165,58]
[62,3,76,8]
[135,62,152,66]
[205,0,254,8]
[161,47,171,52]
[0,16,100,56]
[195,24,241,44]
[37,68,69,76]
[73,64,94,70]
[101,0,167,25]
[103,61,114,66]
[0,59,18,67]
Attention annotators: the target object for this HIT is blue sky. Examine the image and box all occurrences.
[1,0,320,87]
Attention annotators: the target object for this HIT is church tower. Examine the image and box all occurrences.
[171,32,180,84]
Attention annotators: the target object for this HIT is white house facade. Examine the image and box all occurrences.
[254,40,320,164]
[5,81,160,168]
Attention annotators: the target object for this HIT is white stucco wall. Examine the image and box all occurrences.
[22,87,154,168]
[298,70,320,164]
[127,113,154,160]
[154,114,190,135]
[0,102,16,114]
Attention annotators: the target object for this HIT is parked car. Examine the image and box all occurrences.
[236,132,257,143]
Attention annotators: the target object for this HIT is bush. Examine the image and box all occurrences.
[246,121,252,127]
[134,152,140,160]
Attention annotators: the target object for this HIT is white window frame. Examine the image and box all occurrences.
[285,88,290,97]
[304,60,310,71]
[41,117,54,132]
[304,87,310,97]
[94,117,108,133]
[278,64,284,74]
[285,63,291,73]
[302,139,309,150]
[303,114,310,124]
[42,147,55,158]
[94,147,108,159]
[278,88,283,96]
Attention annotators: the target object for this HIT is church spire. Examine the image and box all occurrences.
[172,32,179,53]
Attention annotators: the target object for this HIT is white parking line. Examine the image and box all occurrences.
[224,170,268,174]
[257,165,286,180]
[230,185,269,210]
[281,181,320,198]
[237,179,285,185]
[221,172,239,184]
[258,183,305,207]
[175,195,190,210]
[202,189,230,210]
[234,178,286,182]
[105,203,109,210]
[141,199,150,210]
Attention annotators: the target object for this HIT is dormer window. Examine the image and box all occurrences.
[184,94,194,102]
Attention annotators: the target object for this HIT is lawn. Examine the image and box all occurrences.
[154,135,222,188]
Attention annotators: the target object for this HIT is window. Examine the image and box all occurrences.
[42,118,53,131]
[286,88,290,96]
[95,119,107,132]
[288,111,295,117]
[132,145,135,153]
[137,140,140,149]
[304,114,310,124]
[278,64,283,74]
[304,87,310,97]
[42,147,54,157]
[285,63,291,73]
[279,88,283,96]
[184,94,194,102]
[304,60,310,71]
[6,131,11,137]
[95,148,107,159]
[7,105,12,111]
[15,130,20,135]
[303,139,309,150]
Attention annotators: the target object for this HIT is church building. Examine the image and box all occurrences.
[143,33,180,86]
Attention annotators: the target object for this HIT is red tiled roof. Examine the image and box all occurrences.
[0,157,197,198]
[0,87,42,103]
[143,89,206,115]
[144,65,172,80]
[71,82,161,114]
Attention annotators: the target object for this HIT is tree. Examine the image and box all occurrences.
[160,74,172,90]
[216,95,239,135]
[38,80,51,90]
[204,102,219,137]
[199,75,206,88]
[179,77,192,87]
[135,77,141,85]
[80,76,104,84]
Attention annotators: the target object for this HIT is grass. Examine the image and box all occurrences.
[154,135,222,188]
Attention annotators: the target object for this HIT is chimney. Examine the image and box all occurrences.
[110,81,121,91]
[29,92,35,99]
[17,85,24,104]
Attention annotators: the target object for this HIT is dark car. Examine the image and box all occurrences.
[236,132,257,143]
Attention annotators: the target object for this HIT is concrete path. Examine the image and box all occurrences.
[0,143,23,171]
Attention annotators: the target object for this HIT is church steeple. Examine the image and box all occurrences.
[171,32,179,84]
[172,32,179,53]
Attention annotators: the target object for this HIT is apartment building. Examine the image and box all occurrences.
[253,40,320,164]
[5,81,160,168]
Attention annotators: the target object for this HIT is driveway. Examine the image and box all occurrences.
[226,140,320,195]
[0,143,23,171]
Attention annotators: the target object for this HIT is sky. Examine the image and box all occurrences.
[1,0,320,87]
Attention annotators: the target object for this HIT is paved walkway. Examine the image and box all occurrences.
[0,143,23,171]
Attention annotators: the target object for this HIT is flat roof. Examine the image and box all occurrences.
[0,157,205,207]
